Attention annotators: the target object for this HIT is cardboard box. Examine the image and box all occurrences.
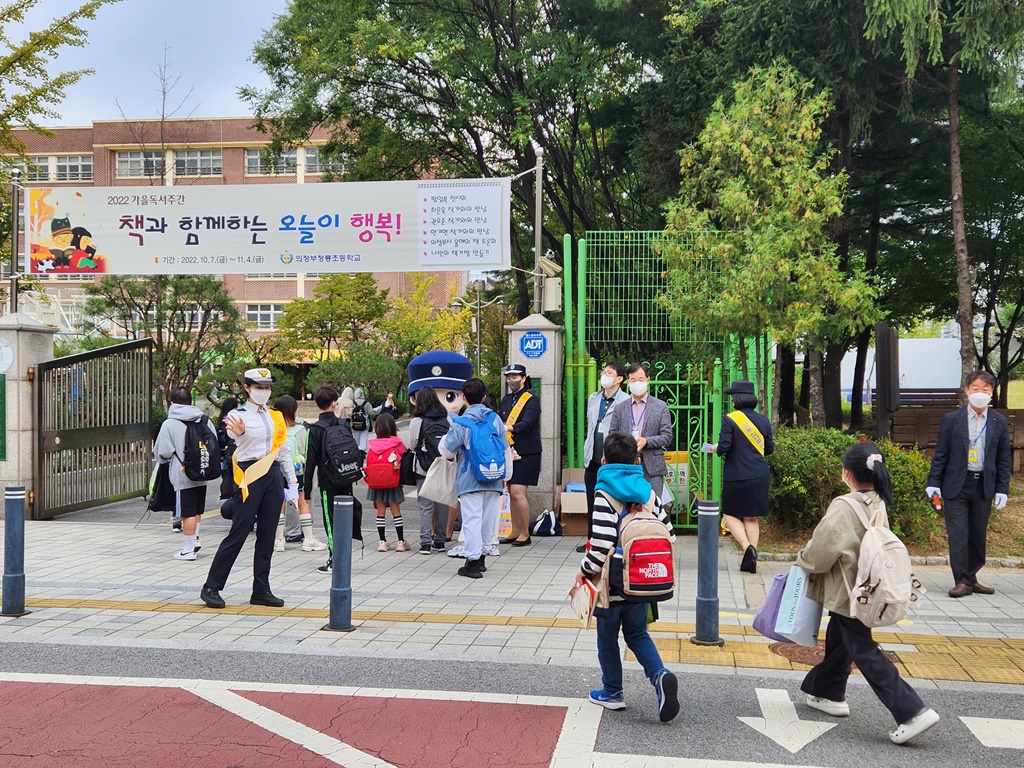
[562,467,586,485]
[560,491,588,536]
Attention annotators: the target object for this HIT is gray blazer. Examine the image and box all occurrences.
[608,394,673,478]
[583,388,631,466]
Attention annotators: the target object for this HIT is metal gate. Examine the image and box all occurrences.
[33,339,153,519]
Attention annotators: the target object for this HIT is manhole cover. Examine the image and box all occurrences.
[770,642,899,667]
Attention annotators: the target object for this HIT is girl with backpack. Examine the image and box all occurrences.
[273,396,328,554]
[796,441,939,745]
[365,413,409,552]
[404,385,451,554]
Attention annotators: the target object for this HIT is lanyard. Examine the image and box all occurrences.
[970,418,988,448]
[631,401,646,428]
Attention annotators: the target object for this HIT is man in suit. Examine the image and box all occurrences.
[927,370,1011,598]
[609,363,674,499]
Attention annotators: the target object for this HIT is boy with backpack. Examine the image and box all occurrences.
[439,377,513,578]
[154,387,219,561]
[576,431,679,723]
[304,385,365,573]
[404,385,452,554]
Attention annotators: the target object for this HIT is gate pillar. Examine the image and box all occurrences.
[0,314,56,519]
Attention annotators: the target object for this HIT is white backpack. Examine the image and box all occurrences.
[838,493,924,627]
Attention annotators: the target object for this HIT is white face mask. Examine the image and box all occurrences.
[248,388,271,406]
[600,374,617,390]
[628,381,648,397]
[968,392,991,409]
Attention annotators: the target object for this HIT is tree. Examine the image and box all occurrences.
[308,341,405,406]
[662,62,878,423]
[83,275,244,406]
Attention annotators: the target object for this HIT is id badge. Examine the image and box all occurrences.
[968,448,979,463]
[631,427,640,439]
[597,421,608,436]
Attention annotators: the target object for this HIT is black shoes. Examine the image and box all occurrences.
[740,546,757,573]
[200,586,225,609]
[498,536,518,545]
[458,558,484,579]
[285,534,304,544]
[250,592,285,607]
[511,537,532,547]
[575,543,587,553]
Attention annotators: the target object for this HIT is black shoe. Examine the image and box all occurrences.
[432,542,447,551]
[499,536,518,545]
[749,546,757,573]
[250,592,284,607]
[171,519,183,531]
[479,555,487,573]
[200,586,225,609]
[575,543,587,553]
[317,559,332,574]
[511,537,532,547]
[740,545,756,573]
[458,558,483,579]
[285,534,304,544]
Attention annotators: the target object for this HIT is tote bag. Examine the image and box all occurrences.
[399,450,418,487]
[775,565,824,647]
[752,572,791,642]
[420,456,458,509]
[148,463,176,513]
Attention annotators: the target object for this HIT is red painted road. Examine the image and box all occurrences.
[0,681,567,768]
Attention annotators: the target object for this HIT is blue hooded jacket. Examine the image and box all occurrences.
[594,463,652,505]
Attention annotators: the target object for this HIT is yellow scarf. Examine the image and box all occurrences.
[232,408,288,500]
[726,410,764,456]
[504,390,532,446]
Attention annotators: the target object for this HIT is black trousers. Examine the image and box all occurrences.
[801,612,924,725]
[204,463,284,594]
[320,485,363,552]
[584,460,600,539]
[943,473,991,586]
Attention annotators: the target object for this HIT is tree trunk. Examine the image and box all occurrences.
[778,344,795,427]
[948,60,975,384]
[807,346,826,426]
[850,326,871,430]
[823,342,844,429]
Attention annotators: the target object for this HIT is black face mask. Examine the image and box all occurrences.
[508,378,523,392]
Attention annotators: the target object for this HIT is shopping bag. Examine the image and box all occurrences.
[420,456,458,508]
[775,565,824,646]
[147,463,175,513]
[399,450,418,486]
[568,578,598,628]
[753,572,791,642]
[530,507,562,536]
[498,487,513,538]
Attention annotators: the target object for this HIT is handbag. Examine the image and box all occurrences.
[753,572,791,642]
[148,463,176,513]
[531,507,562,536]
[775,565,824,646]
[399,450,418,487]
[498,487,513,538]
[420,456,458,508]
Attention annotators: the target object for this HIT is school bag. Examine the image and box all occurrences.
[176,415,221,482]
[286,423,308,477]
[451,412,507,482]
[597,490,675,602]
[364,441,401,489]
[838,493,924,628]
[415,415,451,471]
[350,402,368,432]
[318,422,364,488]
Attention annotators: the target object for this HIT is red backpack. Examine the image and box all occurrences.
[597,490,675,602]
[364,440,401,489]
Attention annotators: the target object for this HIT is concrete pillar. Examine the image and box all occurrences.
[504,313,563,518]
[0,314,57,519]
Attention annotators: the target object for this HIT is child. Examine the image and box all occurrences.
[273,395,327,553]
[366,412,409,551]
[576,431,679,722]
[403,385,451,554]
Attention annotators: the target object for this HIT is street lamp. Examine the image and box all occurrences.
[452,279,504,375]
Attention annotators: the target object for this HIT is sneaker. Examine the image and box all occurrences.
[171,519,183,531]
[485,544,501,556]
[316,560,332,573]
[654,670,679,723]
[377,540,390,552]
[807,696,850,717]
[285,534,304,544]
[420,544,432,555]
[275,538,286,552]
[890,708,939,745]
[302,537,328,552]
[447,544,466,558]
[193,536,201,553]
[173,549,197,561]
[589,689,626,710]
[432,542,447,551]
[396,540,410,552]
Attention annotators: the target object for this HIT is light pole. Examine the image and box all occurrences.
[452,279,504,375]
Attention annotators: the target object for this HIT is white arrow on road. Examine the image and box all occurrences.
[739,688,837,754]
[961,717,1024,749]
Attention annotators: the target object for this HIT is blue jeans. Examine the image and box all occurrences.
[596,601,665,695]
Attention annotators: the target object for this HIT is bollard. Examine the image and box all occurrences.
[323,495,356,632]
[691,498,723,646]
[2,486,30,617]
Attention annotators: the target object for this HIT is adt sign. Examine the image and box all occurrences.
[520,330,547,359]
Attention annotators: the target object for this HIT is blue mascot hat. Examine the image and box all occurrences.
[407,350,473,395]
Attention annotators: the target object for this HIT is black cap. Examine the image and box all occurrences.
[503,363,527,376]
[725,380,755,395]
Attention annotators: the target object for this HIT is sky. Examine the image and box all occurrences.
[15,0,289,126]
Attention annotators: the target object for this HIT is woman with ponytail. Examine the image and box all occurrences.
[795,441,939,745]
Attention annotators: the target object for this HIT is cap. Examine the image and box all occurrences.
[407,350,473,395]
[243,367,276,384]
[503,363,527,377]
[725,380,755,396]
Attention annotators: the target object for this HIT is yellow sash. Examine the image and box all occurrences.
[232,408,288,501]
[504,391,532,446]
[726,410,764,456]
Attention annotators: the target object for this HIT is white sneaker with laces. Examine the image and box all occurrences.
[890,708,939,744]
[173,549,197,561]
[377,540,390,552]
[274,538,285,552]
[806,696,850,717]
[302,537,328,552]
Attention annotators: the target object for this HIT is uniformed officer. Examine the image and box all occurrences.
[200,368,297,609]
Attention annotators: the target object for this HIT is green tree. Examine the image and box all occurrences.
[308,340,405,406]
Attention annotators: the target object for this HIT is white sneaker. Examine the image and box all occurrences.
[193,535,201,553]
[890,708,939,744]
[302,537,328,552]
[485,544,501,556]
[377,540,390,552]
[447,544,465,558]
[274,538,285,552]
[395,540,410,552]
[173,549,197,561]
[806,696,850,717]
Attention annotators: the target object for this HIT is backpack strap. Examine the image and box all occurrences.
[836,492,884,529]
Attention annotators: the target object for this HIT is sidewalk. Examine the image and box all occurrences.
[3,485,1024,685]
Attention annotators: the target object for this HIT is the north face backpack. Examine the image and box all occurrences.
[598,490,675,602]
[177,415,221,482]
[415,415,451,471]
[319,422,364,488]
[839,493,924,627]
[350,403,368,432]
[451,412,507,482]
[364,441,401,489]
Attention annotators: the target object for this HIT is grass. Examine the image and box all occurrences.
[1008,379,1024,408]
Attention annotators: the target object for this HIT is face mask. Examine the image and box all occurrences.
[248,388,271,406]
[968,392,991,409]
[600,374,617,390]
[629,381,648,397]
[508,377,523,392]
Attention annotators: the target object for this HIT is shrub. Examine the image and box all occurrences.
[874,438,940,544]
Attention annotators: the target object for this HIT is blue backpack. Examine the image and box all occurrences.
[451,412,507,482]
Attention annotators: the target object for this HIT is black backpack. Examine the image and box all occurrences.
[177,415,221,482]
[350,402,368,432]
[416,415,450,471]
[319,422,364,488]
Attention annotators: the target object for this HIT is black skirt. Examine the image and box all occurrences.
[510,452,542,486]
[721,476,770,518]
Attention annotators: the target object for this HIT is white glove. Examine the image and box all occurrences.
[925,487,942,500]
[284,484,299,506]
[994,493,1008,510]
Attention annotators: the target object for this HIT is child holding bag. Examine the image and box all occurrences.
[365,413,409,552]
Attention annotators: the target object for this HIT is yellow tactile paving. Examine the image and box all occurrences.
[461,614,508,625]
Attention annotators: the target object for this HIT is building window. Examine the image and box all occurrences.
[304,147,344,175]
[248,273,291,279]
[116,150,166,178]
[21,155,50,181]
[245,148,296,175]
[246,303,285,329]
[55,155,93,181]
[175,149,222,177]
